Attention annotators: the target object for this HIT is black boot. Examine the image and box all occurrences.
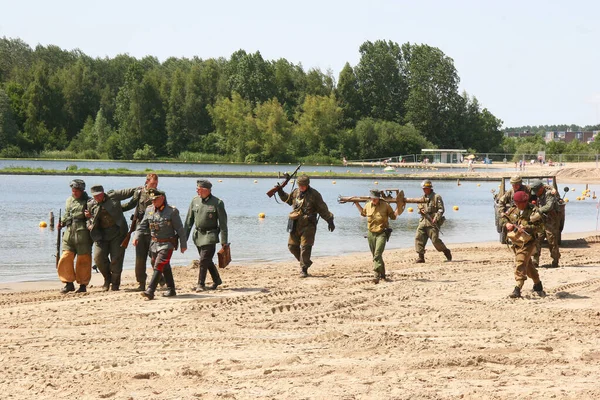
[532,281,545,296]
[162,267,176,297]
[192,266,209,291]
[75,284,86,293]
[134,282,145,292]
[415,252,425,263]
[509,286,522,299]
[60,282,75,294]
[443,249,452,261]
[111,272,121,291]
[207,262,222,289]
[142,269,162,300]
[300,266,309,278]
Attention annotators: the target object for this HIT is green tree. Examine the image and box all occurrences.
[165,68,187,156]
[226,50,276,105]
[335,62,362,128]
[355,40,408,123]
[0,88,19,150]
[292,94,341,157]
[404,43,461,146]
[254,98,292,161]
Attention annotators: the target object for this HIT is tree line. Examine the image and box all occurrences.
[0,37,504,162]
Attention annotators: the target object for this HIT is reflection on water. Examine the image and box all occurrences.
[0,172,596,283]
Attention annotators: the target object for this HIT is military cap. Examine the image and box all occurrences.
[370,189,381,198]
[148,188,165,199]
[513,190,529,203]
[421,179,433,189]
[529,179,544,192]
[196,179,212,189]
[90,185,104,195]
[297,174,310,186]
[69,179,86,190]
[510,175,522,184]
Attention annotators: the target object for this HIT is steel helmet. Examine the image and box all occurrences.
[297,174,310,186]
[69,179,86,190]
[529,179,544,192]
[421,179,433,189]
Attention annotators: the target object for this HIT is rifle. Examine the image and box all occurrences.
[420,210,444,235]
[338,189,426,216]
[266,164,301,198]
[55,209,62,268]
[120,213,138,248]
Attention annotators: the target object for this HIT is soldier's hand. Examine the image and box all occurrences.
[505,223,514,231]
[132,239,138,247]
[84,210,91,218]
[327,218,335,232]
[57,222,62,229]
[181,247,187,254]
[432,217,437,224]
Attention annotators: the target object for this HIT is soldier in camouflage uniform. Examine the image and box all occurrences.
[185,179,228,291]
[529,180,561,269]
[500,190,545,298]
[414,180,452,263]
[277,174,335,277]
[134,189,187,300]
[354,189,400,283]
[121,173,163,291]
[57,179,93,293]
[497,175,530,216]
[85,185,136,291]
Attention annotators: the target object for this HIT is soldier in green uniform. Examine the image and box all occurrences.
[185,179,228,291]
[57,179,93,293]
[529,180,561,268]
[500,190,545,298]
[134,189,187,300]
[85,185,136,291]
[121,173,162,291]
[497,175,530,216]
[354,190,400,283]
[277,174,335,277]
[414,180,452,263]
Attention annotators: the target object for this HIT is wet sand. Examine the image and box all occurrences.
[2,232,600,399]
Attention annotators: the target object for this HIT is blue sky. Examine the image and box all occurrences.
[1,0,599,128]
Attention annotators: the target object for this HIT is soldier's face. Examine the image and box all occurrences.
[371,197,380,205]
[299,185,308,192]
[511,183,521,191]
[152,195,165,208]
[197,187,211,198]
[423,187,432,195]
[146,178,158,189]
[72,188,83,199]
[93,192,105,202]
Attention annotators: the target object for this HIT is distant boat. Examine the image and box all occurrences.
[383,166,396,172]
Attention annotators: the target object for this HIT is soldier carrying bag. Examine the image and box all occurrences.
[218,244,232,268]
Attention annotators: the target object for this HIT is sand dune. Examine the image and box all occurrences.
[2,235,600,399]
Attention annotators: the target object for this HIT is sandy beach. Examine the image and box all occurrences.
[2,230,600,399]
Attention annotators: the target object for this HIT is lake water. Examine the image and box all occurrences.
[1,169,598,283]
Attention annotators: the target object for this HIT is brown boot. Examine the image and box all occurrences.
[415,253,425,263]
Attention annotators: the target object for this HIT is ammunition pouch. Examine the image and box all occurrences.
[289,209,303,220]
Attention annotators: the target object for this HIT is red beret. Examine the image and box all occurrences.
[513,191,529,203]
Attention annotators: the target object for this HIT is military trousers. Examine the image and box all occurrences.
[94,232,127,289]
[288,244,313,270]
[135,233,151,284]
[532,219,561,266]
[368,231,387,276]
[196,244,222,286]
[512,241,540,285]
[150,248,174,273]
[57,250,92,285]
[415,221,448,254]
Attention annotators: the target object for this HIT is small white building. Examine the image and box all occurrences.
[421,149,467,164]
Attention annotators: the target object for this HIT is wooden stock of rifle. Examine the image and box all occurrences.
[266,164,301,198]
[55,209,62,268]
[338,189,427,216]
[120,213,138,248]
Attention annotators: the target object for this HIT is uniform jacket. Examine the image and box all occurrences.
[278,186,333,229]
[499,203,542,245]
[121,186,153,220]
[184,194,228,247]
[87,188,136,242]
[136,203,187,251]
[497,184,530,211]
[417,191,445,224]
[61,192,93,250]
[535,186,560,217]
[361,201,396,233]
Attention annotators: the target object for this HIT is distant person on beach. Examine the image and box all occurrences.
[277,174,335,277]
[133,189,187,300]
[500,191,545,298]
[57,179,93,293]
[121,173,164,292]
[85,185,136,291]
[185,179,228,291]
[353,190,400,283]
[529,180,561,269]
[414,180,452,263]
